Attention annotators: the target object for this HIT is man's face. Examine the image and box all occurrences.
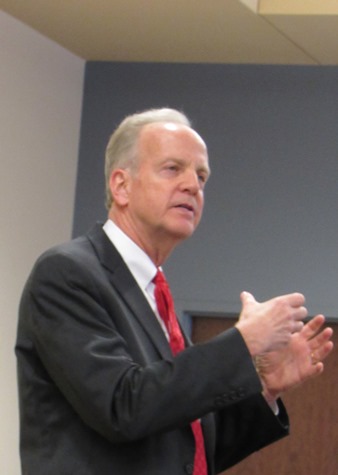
[126,122,210,249]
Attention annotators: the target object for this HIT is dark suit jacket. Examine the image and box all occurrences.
[16,223,289,475]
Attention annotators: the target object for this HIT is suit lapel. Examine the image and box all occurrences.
[86,223,173,360]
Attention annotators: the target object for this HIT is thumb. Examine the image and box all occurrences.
[240,291,256,307]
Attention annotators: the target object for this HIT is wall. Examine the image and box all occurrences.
[73,62,338,325]
[0,11,84,474]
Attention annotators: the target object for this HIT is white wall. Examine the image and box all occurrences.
[0,11,84,474]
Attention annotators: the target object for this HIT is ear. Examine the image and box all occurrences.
[109,168,131,206]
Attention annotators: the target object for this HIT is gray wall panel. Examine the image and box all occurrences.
[73,63,338,322]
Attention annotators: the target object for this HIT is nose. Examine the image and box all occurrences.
[180,169,200,194]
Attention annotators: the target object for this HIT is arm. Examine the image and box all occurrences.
[213,393,289,473]
[21,250,263,443]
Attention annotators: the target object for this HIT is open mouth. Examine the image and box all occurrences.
[175,203,194,213]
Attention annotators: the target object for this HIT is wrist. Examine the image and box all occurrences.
[254,356,280,406]
[235,322,261,357]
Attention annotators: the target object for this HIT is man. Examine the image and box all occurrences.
[16,108,333,474]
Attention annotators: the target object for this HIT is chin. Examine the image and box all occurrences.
[162,218,199,242]
[171,226,196,241]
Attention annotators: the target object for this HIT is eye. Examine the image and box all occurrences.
[197,172,208,187]
[162,162,180,175]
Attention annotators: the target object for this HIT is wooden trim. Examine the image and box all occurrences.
[192,316,338,475]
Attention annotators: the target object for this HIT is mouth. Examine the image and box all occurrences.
[174,203,194,213]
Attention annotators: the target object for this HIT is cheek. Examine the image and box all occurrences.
[197,193,205,213]
[193,197,204,226]
[133,186,164,217]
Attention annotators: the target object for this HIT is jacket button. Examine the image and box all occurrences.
[184,463,194,474]
[215,395,225,407]
[229,389,238,400]
[238,388,247,398]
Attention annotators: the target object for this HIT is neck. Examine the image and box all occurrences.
[108,210,179,267]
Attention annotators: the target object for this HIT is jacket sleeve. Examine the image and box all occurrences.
[212,394,289,473]
[18,248,274,445]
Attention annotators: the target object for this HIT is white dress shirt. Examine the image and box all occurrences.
[103,219,169,338]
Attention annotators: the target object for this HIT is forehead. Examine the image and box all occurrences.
[138,122,208,157]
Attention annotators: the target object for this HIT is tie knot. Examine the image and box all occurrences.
[153,269,166,286]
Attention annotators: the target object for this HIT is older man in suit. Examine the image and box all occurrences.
[16,108,333,475]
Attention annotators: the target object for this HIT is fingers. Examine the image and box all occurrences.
[302,315,334,368]
[279,293,307,322]
[310,362,324,377]
[293,306,308,321]
[309,330,334,363]
[293,321,305,333]
[302,315,334,352]
[313,342,334,365]
[240,291,307,323]
[237,291,330,357]
[288,292,306,307]
[242,291,305,307]
[301,314,326,339]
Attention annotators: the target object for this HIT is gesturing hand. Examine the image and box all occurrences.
[236,291,307,356]
[254,315,334,402]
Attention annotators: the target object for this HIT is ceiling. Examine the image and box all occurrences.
[1,0,338,65]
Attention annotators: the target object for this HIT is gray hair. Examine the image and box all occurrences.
[104,108,191,210]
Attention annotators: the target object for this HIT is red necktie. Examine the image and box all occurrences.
[153,270,208,475]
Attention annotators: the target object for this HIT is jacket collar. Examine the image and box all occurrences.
[86,223,173,360]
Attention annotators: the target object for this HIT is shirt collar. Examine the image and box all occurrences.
[103,219,157,291]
